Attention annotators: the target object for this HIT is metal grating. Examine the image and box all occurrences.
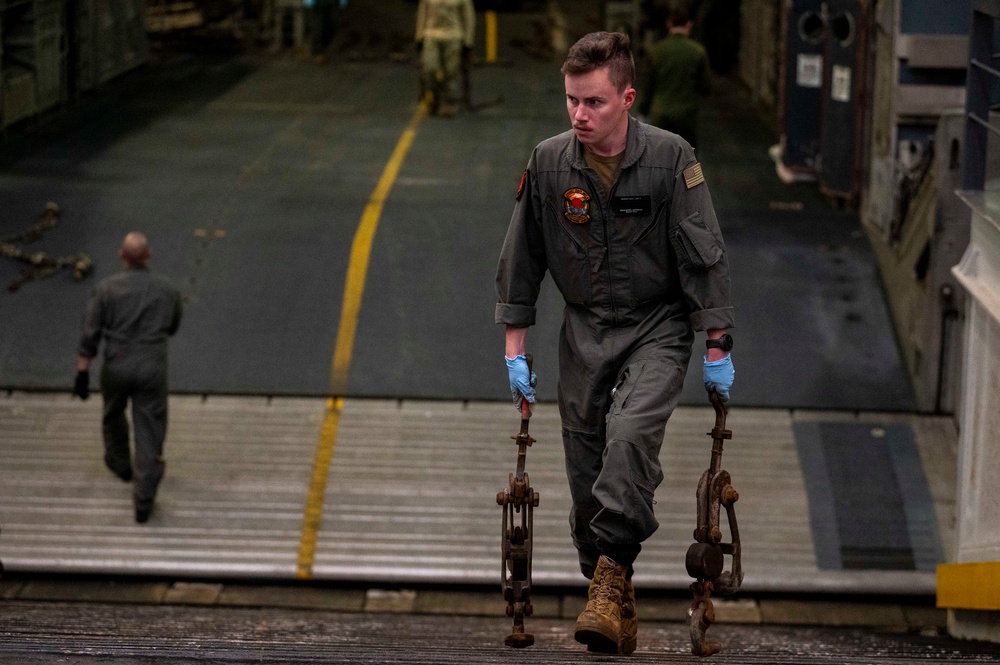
[0,393,940,594]
[794,422,942,572]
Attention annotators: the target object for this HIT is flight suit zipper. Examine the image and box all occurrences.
[583,166,620,325]
[605,179,621,325]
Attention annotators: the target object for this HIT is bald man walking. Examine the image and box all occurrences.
[76,233,182,523]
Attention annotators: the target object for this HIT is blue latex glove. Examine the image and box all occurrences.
[505,355,537,408]
[703,354,735,401]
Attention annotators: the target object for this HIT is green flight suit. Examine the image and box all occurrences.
[80,267,182,513]
[495,116,734,577]
[639,33,712,147]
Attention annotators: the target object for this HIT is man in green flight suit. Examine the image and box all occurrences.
[638,0,712,147]
[75,232,183,524]
[496,31,734,654]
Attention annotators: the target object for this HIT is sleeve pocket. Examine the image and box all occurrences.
[671,212,723,269]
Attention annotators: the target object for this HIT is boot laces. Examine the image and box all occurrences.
[594,566,622,605]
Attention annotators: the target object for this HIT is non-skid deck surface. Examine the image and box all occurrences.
[0,3,913,411]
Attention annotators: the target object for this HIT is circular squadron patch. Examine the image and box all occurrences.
[563,188,591,224]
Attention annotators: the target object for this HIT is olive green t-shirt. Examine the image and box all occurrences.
[584,148,625,193]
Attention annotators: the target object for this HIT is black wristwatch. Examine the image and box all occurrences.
[706,333,733,353]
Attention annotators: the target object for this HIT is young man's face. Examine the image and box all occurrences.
[565,66,635,154]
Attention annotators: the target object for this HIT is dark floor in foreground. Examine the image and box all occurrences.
[1,598,998,664]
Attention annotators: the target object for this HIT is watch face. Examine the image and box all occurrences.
[707,334,733,352]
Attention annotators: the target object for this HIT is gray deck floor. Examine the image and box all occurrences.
[0,1,913,410]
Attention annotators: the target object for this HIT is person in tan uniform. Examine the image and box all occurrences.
[415,0,475,117]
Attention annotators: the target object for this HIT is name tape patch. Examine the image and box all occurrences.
[612,195,651,216]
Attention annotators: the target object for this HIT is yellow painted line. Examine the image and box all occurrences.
[330,102,428,395]
[296,104,428,579]
[486,10,498,63]
[937,561,1000,610]
[296,397,342,579]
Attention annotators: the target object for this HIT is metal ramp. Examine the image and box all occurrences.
[0,392,950,594]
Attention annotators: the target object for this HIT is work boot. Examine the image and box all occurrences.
[104,455,132,482]
[619,579,637,655]
[134,504,152,524]
[574,555,628,653]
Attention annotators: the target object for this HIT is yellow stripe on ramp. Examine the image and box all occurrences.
[297,397,342,579]
[296,103,428,579]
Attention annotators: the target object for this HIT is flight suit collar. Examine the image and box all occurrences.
[567,114,647,173]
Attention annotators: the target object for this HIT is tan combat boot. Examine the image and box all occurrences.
[619,579,637,654]
[574,555,628,653]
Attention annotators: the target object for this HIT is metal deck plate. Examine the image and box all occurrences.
[794,422,942,572]
[0,393,945,594]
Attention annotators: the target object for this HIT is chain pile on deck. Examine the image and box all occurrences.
[1,203,92,292]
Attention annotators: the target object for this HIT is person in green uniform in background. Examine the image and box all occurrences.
[638,0,711,147]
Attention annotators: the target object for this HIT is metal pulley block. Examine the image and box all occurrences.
[497,355,539,648]
[687,391,744,657]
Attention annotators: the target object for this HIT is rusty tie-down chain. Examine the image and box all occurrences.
[1,202,93,292]
[497,355,539,648]
[686,390,744,657]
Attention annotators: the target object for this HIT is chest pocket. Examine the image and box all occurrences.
[671,211,723,269]
[627,201,674,306]
[543,199,593,305]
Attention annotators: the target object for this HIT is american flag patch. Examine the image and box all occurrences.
[684,163,705,189]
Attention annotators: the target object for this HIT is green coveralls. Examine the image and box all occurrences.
[495,116,733,577]
[80,268,182,513]
[638,33,712,147]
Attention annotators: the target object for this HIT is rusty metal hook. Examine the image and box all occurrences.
[688,581,721,657]
[686,390,743,657]
[498,355,538,648]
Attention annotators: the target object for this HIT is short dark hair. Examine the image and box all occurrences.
[561,31,634,92]
[667,0,695,26]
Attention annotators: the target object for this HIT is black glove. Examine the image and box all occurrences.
[74,370,90,400]
[416,40,423,55]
